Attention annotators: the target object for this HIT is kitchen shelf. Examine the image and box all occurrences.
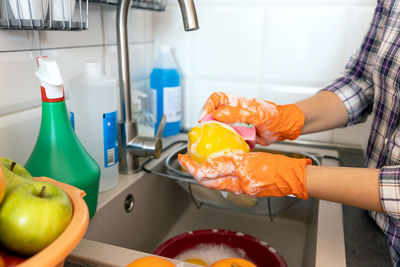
[91,0,166,11]
[0,0,88,31]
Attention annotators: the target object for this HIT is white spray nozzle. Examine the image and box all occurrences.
[35,57,64,101]
[133,89,148,99]
[36,57,63,86]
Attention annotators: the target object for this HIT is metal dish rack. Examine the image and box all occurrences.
[0,0,88,30]
[142,141,321,219]
[0,0,165,30]
[91,0,166,11]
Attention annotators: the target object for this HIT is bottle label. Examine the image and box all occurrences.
[103,111,118,168]
[163,86,181,123]
[69,111,75,130]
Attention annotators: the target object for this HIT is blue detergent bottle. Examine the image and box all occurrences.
[150,45,181,136]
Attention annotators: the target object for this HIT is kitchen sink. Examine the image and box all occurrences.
[66,137,346,267]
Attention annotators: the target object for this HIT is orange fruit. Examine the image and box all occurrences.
[210,258,257,267]
[0,255,5,267]
[185,258,208,266]
[0,165,6,205]
[126,256,176,267]
[188,121,250,164]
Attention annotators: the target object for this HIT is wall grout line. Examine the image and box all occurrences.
[0,41,154,54]
[258,4,269,97]
[0,105,41,118]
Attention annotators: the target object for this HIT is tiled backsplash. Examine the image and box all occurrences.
[0,4,153,164]
[154,0,376,150]
[0,0,376,165]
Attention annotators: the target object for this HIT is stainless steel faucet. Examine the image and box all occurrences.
[116,0,199,174]
[178,0,199,31]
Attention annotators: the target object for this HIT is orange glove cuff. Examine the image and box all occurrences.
[274,104,305,141]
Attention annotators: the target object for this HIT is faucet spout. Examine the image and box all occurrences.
[116,0,199,174]
[177,0,199,31]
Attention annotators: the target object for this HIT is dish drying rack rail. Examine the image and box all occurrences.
[0,0,88,30]
[141,141,321,219]
[91,0,166,11]
[141,141,198,185]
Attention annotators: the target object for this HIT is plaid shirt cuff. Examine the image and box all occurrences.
[323,77,373,126]
[380,166,400,218]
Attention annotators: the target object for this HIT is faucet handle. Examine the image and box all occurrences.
[152,114,166,158]
[126,115,166,159]
[156,114,166,139]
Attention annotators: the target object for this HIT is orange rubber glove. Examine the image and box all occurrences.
[198,92,305,145]
[178,151,312,199]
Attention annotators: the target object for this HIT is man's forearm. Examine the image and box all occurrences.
[306,165,383,212]
[295,90,349,134]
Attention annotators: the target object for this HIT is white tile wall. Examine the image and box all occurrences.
[0,0,380,165]
[332,116,373,148]
[341,6,375,67]
[130,43,154,81]
[128,9,153,44]
[155,0,376,146]
[181,78,192,129]
[0,4,154,163]
[39,5,103,49]
[262,5,347,86]
[101,5,153,45]
[186,0,375,5]
[0,50,41,116]
[101,5,118,45]
[0,30,40,51]
[259,84,319,105]
[190,5,265,82]
[0,108,41,164]
[103,43,153,84]
[153,5,193,78]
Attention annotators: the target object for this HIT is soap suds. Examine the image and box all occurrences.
[175,243,248,266]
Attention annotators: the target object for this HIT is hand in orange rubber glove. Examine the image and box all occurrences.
[199,92,305,145]
[178,151,312,199]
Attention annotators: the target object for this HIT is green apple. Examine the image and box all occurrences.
[0,181,73,255]
[0,156,33,195]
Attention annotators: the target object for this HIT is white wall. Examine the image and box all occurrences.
[0,0,377,165]
[153,0,376,149]
[0,4,154,164]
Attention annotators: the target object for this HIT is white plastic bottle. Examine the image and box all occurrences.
[68,62,119,192]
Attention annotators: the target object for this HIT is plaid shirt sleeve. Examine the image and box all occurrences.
[324,67,374,126]
[380,166,400,218]
[323,3,384,126]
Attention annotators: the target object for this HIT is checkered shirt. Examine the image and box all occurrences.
[324,0,400,265]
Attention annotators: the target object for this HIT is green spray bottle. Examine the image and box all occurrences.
[25,56,100,218]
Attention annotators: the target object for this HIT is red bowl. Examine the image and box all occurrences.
[153,229,287,267]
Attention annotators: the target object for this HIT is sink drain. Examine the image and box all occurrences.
[124,194,135,213]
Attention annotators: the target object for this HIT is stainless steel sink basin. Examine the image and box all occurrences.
[66,137,346,267]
